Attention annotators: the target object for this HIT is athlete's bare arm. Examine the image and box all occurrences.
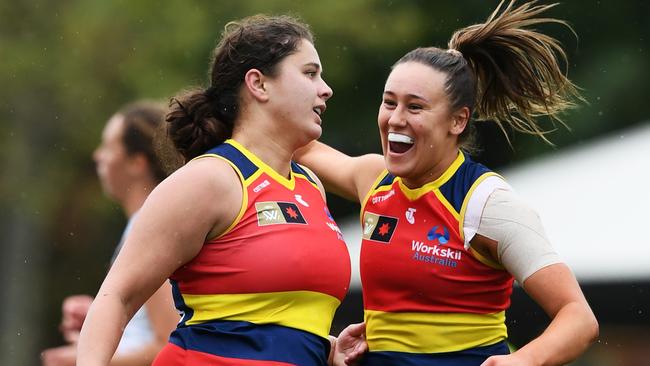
[76,158,242,365]
[295,140,384,203]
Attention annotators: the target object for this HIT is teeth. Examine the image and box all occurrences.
[388,132,414,144]
[313,107,322,116]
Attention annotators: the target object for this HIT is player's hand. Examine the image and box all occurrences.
[331,322,368,366]
[481,353,536,366]
[41,344,77,366]
[60,295,93,343]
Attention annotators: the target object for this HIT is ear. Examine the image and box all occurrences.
[450,106,470,136]
[243,69,269,102]
[126,153,150,177]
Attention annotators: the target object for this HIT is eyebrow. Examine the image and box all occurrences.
[383,90,429,103]
[304,62,322,70]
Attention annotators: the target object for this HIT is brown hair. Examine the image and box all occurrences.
[117,100,176,183]
[395,0,583,150]
[166,15,314,161]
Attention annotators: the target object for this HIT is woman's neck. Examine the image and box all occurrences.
[231,131,294,179]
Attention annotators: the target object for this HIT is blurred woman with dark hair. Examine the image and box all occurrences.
[42,101,179,366]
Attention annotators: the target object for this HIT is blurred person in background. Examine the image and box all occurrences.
[76,15,354,366]
[41,101,180,366]
[298,1,598,365]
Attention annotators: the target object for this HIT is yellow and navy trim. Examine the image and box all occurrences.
[172,288,340,338]
[361,341,509,366]
[193,141,254,240]
[171,279,194,327]
[169,319,330,365]
[437,152,491,214]
[360,170,396,220]
[291,162,318,186]
[194,140,320,239]
[198,139,318,191]
[201,140,259,180]
[363,151,493,233]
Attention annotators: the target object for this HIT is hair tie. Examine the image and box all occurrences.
[447,48,463,58]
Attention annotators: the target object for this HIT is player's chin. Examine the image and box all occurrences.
[304,125,322,143]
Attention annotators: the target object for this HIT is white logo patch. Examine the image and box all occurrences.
[405,208,416,224]
[295,194,309,207]
[253,179,270,193]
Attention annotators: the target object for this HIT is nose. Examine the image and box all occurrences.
[319,79,333,101]
[387,107,407,128]
[92,146,101,163]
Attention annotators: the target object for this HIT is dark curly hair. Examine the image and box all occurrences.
[166,14,313,161]
[116,100,173,183]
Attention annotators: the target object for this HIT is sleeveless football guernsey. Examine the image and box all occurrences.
[359,151,514,365]
[154,139,351,366]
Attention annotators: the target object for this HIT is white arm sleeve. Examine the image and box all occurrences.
[477,189,562,285]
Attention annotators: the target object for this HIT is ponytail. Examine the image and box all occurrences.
[395,0,583,150]
[166,88,234,161]
[448,0,584,145]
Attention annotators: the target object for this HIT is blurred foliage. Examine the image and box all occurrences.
[0,0,648,363]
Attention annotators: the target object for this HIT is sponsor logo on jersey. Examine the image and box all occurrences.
[411,240,462,260]
[405,207,416,224]
[411,225,461,267]
[295,194,309,207]
[253,179,271,193]
[427,225,449,244]
[256,202,307,226]
[324,207,344,240]
[362,212,398,243]
[371,189,395,204]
